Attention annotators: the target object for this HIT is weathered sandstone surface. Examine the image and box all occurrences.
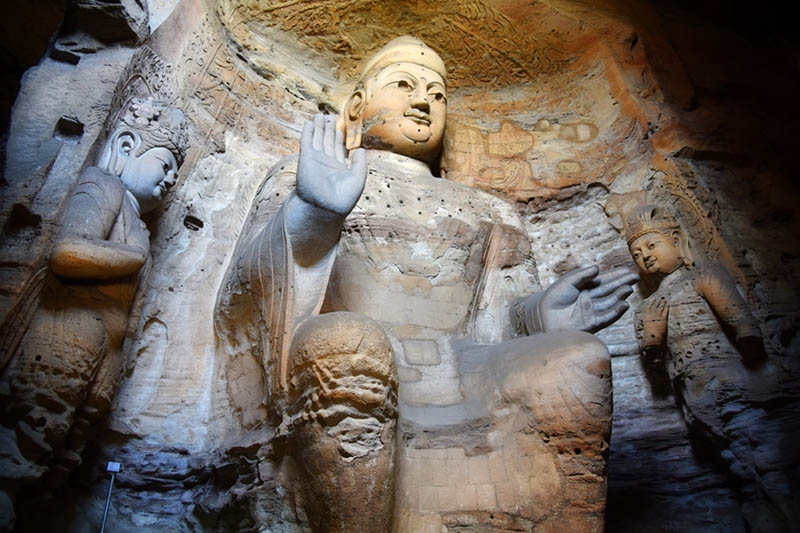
[1,0,798,531]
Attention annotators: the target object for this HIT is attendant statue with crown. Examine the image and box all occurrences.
[624,204,798,531]
[0,96,187,530]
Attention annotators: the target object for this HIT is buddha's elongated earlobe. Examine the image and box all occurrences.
[344,89,365,151]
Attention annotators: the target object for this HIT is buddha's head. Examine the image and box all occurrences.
[625,205,694,276]
[99,97,189,213]
[340,36,447,166]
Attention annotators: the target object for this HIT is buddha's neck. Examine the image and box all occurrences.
[363,149,434,177]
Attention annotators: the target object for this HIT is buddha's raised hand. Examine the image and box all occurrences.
[297,113,366,216]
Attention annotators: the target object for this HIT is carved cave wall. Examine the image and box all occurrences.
[1,0,799,531]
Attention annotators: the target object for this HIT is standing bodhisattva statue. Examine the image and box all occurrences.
[215,37,637,531]
[626,204,797,531]
[0,97,187,530]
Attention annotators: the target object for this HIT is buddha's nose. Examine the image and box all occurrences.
[410,85,430,113]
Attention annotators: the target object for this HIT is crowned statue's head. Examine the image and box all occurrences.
[340,36,447,166]
[625,204,694,276]
[98,96,189,213]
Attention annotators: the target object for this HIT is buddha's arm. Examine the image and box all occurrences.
[693,265,760,343]
[51,238,147,279]
[50,169,147,280]
[282,192,351,268]
[285,113,366,268]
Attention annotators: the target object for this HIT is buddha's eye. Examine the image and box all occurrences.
[648,243,655,250]
[432,92,445,102]
[397,80,412,90]
[633,252,640,259]
[162,162,170,173]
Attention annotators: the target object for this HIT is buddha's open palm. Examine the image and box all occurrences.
[534,266,639,333]
[296,113,366,216]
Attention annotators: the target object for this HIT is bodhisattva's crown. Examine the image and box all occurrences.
[624,204,681,245]
[119,96,189,165]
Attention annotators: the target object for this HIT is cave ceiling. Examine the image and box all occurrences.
[210,0,630,90]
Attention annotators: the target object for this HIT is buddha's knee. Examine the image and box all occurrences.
[284,313,397,531]
[285,312,397,456]
[497,331,612,449]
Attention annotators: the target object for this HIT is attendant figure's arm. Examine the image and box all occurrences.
[50,169,148,280]
[693,265,764,362]
[284,113,366,267]
[693,266,758,341]
[636,298,669,360]
[519,266,639,334]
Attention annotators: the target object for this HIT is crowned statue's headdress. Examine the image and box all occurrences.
[623,204,681,245]
[117,96,189,165]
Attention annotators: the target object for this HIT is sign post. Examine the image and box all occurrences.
[100,461,120,533]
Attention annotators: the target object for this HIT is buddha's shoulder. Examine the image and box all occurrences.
[78,166,122,186]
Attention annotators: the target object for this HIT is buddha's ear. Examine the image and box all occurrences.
[672,229,695,268]
[100,129,140,176]
[344,89,365,151]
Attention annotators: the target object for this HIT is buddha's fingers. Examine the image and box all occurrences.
[350,148,367,179]
[335,128,345,163]
[591,301,630,331]
[559,265,600,289]
[593,285,633,311]
[323,114,336,157]
[312,113,325,151]
[301,119,314,154]
[588,268,639,298]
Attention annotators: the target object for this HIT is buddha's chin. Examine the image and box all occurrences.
[397,139,443,163]
[401,124,433,143]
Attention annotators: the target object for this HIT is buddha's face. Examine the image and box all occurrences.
[629,232,683,275]
[119,146,178,213]
[358,62,446,163]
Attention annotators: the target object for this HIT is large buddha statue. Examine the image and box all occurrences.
[0,97,187,530]
[215,36,637,531]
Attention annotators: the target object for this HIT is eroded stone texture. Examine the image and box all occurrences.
[2,0,799,532]
[621,205,800,532]
[64,0,150,45]
[0,96,187,530]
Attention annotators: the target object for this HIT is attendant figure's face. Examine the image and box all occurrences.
[119,146,178,213]
[358,62,446,164]
[630,232,683,275]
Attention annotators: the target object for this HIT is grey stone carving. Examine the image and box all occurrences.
[0,96,187,530]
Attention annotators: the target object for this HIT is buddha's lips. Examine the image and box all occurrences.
[404,110,430,125]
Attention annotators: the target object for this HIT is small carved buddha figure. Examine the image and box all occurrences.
[626,205,794,530]
[0,97,187,526]
[216,36,638,531]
